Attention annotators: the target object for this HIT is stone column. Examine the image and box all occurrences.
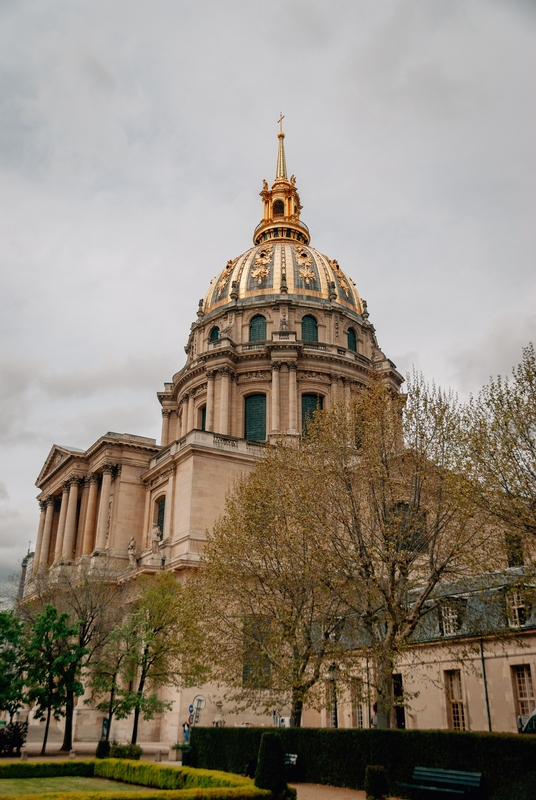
[62,478,80,561]
[39,497,56,571]
[271,362,281,433]
[344,377,352,404]
[186,392,195,432]
[33,501,47,573]
[206,370,216,432]
[94,465,113,551]
[288,362,298,434]
[54,483,70,562]
[161,409,171,447]
[180,397,188,437]
[82,474,99,554]
[330,374,340,403]
[219,367,231,435]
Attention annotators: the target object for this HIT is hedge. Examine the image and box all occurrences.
[189,726,536,800]
[0,761,95,779]
[0,759,270,800]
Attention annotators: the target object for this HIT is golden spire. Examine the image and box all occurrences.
[275,112,287,180]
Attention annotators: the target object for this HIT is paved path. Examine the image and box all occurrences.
[290,785,366,799]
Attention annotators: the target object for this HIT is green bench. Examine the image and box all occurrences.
[399,766,483,799]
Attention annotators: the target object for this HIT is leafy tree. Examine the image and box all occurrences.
[0,611,25,721]
[465,343,536,545]
[198,446,353,727]
[19,561,122,751]
[299,377,499,728]
[23,605,86,754]
[117,572,207,744]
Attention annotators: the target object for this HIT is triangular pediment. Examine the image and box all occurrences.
[36,444,85,487]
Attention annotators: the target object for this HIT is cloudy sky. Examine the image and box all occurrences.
[0,0,535,582]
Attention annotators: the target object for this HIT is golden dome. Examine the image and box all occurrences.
[203,118,365,319]
[203,242,364,316]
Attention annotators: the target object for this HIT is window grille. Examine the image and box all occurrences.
[302,394,323,433]
[301,315,318,342]
[507,589,528,628]
[445,669,466,730]
[439,602,466,636]
[249,315,266,342]
[209,326,220,342]
[156,497,165,539]
[347,327,357,352]
[512,665,535,718]
[244,394,266,441]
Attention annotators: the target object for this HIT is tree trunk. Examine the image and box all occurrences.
[290,691,303,727]
[375,652,394,730]
[41,707,52,756]
[60,688,74,751]
[131,674,146,745]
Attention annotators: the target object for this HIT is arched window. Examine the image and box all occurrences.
[302,394,323,433]
[249,315,266,342]
[244,394,266,441]
[347,327,357,352]
[209,326,220,342]
[301,315,318,342]
[199,405,206,432]
[273,199,285,217]
[155,496,166,539]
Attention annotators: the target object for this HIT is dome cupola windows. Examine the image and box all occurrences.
[249,315,266,342]
[301,315,318,342]
[244,394,266,441]
[209,326,220,342]
[273,199,285,217]
[347,327,357,352]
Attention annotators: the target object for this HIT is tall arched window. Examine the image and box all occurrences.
[347,327,357,352]
[199,405,206,432]
[209,326,220,342]
[249,315,266,342]
[301,315,318,342]
[302,394,323,433]
[244,394,266,441]
[273,199,284,217]
[155,496,166,538]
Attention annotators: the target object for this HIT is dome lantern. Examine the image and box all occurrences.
[254,115,310,246]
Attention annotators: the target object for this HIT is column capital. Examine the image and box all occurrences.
[206,369,217,379]
[219,366,233,376]
[101,463,115,476]
[46,495,57,507]
[88,472,100,484]
[161,408,172,418]
[67,476,82,488]
[39,499,47,512]
[288,362,298,372]
[180,392,190,403]
[271,361,282,372]
[61,482,71,494]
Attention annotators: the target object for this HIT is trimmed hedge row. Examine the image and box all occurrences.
[0,761,94,779]
[0,791,269,800]
[0,759,270,800]
[189,726,536,800]
[94,759,255,790]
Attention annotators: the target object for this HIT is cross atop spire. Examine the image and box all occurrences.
[275,112,287,180]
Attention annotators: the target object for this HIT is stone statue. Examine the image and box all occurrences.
[150,524,161,555]
[262,179,268,191]
[127,536,137,569]
[290,174,296,186]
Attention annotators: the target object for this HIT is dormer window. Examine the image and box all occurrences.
[273,199,285,217]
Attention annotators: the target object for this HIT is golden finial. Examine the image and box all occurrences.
[275,113,287,179]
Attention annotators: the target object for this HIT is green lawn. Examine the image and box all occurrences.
[0,777,165,794]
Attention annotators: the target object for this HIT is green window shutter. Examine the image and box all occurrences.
[157,497,165,538]
[249,315,266,342]
[348,327,357,352]
[244,394,266,441]
[209,326,220,342]
[301,315,318,342]
[302,393,323,433]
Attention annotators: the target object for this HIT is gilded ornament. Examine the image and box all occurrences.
[217,258,237,297]
[251,245,273,284]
